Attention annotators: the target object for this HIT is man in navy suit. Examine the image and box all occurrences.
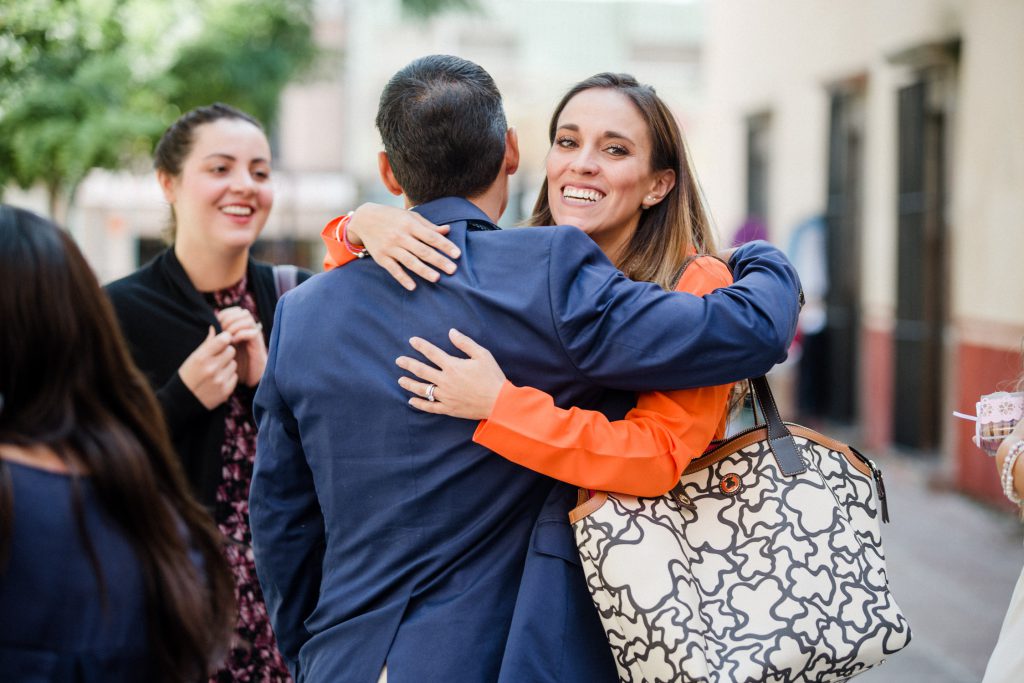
[251,54,801,682]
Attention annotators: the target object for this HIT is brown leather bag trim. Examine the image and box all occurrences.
[682,424,872,478]
[569,428,870,525]
[569,491,609,524]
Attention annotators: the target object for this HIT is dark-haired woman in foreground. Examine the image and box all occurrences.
[0,205,235,681]
[106,103,309,681]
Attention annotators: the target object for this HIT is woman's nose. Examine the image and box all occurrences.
[569,148,599,175]
[230,170,257,193]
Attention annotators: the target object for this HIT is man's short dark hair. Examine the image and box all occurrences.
[376,55,508,204]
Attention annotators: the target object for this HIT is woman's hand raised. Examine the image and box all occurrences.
[216,306,267,387]
[178,327,238,409]
[346,202,460,291]
[396,329,506,420]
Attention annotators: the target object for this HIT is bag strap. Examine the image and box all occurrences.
[749,376,807,476]
[273,264,299,300]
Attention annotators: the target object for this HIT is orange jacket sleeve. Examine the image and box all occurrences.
[321,215,358,271]
[472,256,734,497]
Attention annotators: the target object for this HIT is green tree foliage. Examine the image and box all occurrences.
[0,0,317,217]
[165,0,316,130]
[0,0,169,216]
[0,0,472,217]
[400,0,478,18]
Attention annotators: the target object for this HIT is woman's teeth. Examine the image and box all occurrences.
[563,187,604,203]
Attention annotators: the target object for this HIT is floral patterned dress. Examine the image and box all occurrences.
[207,277,291,682]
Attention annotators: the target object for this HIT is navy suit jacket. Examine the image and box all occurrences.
[251,197,801,682]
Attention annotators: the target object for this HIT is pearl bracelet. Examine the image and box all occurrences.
[1000,439,1024,505]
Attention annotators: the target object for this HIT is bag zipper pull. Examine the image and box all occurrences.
[872,466,890,524]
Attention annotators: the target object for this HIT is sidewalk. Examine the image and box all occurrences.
[856,451,1024,682]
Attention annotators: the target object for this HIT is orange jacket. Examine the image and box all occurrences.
[321,217,733,497]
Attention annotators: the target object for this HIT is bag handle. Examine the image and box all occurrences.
[273,264,299,300]
[749,376,806,476]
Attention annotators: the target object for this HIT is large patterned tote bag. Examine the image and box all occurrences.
[569,376,911,682]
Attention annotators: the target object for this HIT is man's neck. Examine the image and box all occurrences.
[464,185,506,224]
[408,185,506,224]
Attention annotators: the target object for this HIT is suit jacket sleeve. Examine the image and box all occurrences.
[547,230,801,391]
[251,298,325,676]
[472,257,733,497]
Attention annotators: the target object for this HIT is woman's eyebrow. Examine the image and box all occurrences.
[555,124,634,144]
[602,130,634,144]
[202,153,270,164]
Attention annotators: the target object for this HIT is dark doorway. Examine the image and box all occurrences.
[821,88,865,423]
[893,79,949,450]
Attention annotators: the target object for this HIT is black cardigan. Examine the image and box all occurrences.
[106,248,311,507]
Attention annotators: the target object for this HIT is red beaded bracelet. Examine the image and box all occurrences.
[337,212,368,259]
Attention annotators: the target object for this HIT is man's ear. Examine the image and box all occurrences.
[377,152,404,196]
[504,128,520,177]
[156,169,176,204]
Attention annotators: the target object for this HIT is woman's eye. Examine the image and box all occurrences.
[605,145,629,156]
[555,136,577,149]
[254,170,270,180]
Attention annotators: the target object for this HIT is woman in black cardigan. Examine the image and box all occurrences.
[107,104,309,682]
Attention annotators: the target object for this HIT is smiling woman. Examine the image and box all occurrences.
[105,103,309,683]
[543,87,676,264]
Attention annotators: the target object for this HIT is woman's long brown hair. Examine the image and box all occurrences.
[0,205,235,681]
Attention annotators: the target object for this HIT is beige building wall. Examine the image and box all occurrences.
[953,0,1024,338]
[703,0,1024,330]
[700,0,1024,504]
[703,0,971,305]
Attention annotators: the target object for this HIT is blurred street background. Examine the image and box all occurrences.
[4,0,1024,679]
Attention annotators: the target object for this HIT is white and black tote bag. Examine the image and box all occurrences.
[570,376,912,682]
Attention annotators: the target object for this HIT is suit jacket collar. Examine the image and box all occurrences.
[412,197,500,230]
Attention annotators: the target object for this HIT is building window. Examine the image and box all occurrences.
[745,112,771,223]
